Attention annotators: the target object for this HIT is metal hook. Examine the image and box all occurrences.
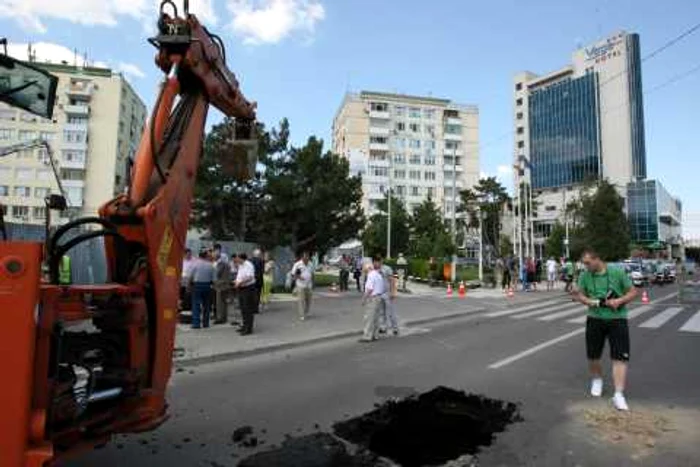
[159,0,178,18]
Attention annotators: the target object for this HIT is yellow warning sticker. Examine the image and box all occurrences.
[165,266,177,277]
[163,308,175,321]
[157,225,174,273]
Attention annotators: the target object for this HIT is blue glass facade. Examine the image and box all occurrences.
[627,180,658,243]
[626,34,647,180]
[529,73,601,189]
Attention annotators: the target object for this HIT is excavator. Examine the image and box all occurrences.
[0,1,256,465]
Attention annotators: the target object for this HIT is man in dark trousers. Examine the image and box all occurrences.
[251,249,265,313]
[233,253,257,336]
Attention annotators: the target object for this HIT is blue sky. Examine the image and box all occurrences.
[1,0,698,233]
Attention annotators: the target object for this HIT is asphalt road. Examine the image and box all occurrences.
[65,285,700,467]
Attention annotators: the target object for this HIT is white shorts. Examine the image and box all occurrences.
[547,271,556,282]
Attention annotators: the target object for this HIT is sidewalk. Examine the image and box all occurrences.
[173,291,484,365]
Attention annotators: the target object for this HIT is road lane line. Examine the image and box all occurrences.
[485,298,565,318]
[627,305,655,320]
[639,307,684,329]
[488,328,586,369]
[538,307,586,321]
[679,310,700,333]
[512,303,579,319]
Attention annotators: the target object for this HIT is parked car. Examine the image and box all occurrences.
[625,261,651,287]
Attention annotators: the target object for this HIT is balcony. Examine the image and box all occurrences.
[63,104,90,116]
[62,140,88,152]
[443,164,464,172]
[443,179,463,188]
[64,122,88,132]
[444,133,462,141]
[445,117,462,126]
[369,110,390,120]
[369,126,390,136]
[369,142,389,151]
[67,83,94,99]
[61,157,86,170]
[61,179,85,188]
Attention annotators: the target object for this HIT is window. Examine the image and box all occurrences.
[18,130,37,141]
[395,122,405,132]
[0,185,8,196]
[445,124,461,134]
[409,107,421,118]
[409,170,421,180]
[39,131,55,141]
[409,139,421,149]
[11,206,29,218]
[444,109,459,118]
[409,154,421,164]
[410,186,420,196]
[61,169,85,181]
[63,130,86,143]
[409,123,420,133]
[427,187,434,198]
[16,168,33,180]
[395,185,405,196]
[370,102,388,112]
[14,186,30,197]
[424,155,436,165]
[517,141,525,149]
[369,151,386,161]
[516,98,523,106]
[369,166,388,177]
[16,149,33,159]
[62,150,86,163]
[424,171,436,181]
[424,124,435,135]
[545,206,557,212]
[517,126,524,135]
[516,112,523,120]
[424,109,435,120]
[394,105,406,117]
[516,82,523,91]
[393,153,406,164]
[67,116,88,125]
[425,140,436,150]
[33,207,46,220]
[0,128,14,140]
[369,136,387,144]
[37,169,52,181]
[65,187,84,205]
[445,140,461,150]
[37,148,49,164]
[35,187,50,199]
[394,169,406,179]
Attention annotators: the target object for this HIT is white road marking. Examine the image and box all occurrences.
[512,303,580,319]
[485,298,566,318]
[488,328,586,369]
[639,307,684,329]
[568,315,588,324]
[567,292,680,324]
[538,307,586,321]
[627,305,655,320]
[679,310,700,333]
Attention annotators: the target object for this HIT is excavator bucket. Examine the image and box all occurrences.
[220,119,258,182]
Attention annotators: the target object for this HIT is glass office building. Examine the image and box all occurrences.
[529,73,601,190]
[627,180,682,246]
[627,34,647,180]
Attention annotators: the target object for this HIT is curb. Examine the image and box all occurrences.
[174,307,485,368]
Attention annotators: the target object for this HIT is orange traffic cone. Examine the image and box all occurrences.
[458,281,466,299]
[641,289,650,304]
[447,283,453,297]
[507,287,514,298]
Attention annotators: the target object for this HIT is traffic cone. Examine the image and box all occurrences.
[507,287,514,298]
[641,289,650,304]
[447,283,453,297]
[458,281,466,299]
[330,283,339,293]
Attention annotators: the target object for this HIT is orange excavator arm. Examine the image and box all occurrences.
[0,2,256,466]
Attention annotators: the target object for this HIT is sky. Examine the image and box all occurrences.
[0,0,698,234]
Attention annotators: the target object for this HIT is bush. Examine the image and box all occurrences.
[456,266,478,283]
[314,272,338,288]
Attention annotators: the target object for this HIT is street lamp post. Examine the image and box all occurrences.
[387,131,395,260]
[451,140,457,282]
[478,206,484,282]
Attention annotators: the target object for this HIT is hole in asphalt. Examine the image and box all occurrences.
[333,386,523,467]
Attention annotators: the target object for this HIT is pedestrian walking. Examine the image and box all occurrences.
[380,260,400,336]
[338,255,350,292]
[546,256,558,291]
[353,256,363,291]
[360,256,386,343]
[527,257,537,291]
[233,253,257,335]
[188,249,215,329]
[251,249,265,314]
[212,244,231,324]
[573,248,637,411]
[261,252,275,310]
[502,256,512,291]
[396,253,408,291]
[564,258,575,292]
[292,252,314,321]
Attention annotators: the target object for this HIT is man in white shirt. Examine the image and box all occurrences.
[292,252,314,321]
[233,253,257,335]
[546,256,558,291]
[360,256,386,343]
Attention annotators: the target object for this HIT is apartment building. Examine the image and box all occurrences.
[332,91,479,218]
[0,62,146,224]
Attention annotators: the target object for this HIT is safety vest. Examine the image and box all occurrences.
[59,255,71,285]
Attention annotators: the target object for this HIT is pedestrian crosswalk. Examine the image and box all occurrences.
[486,295,700,334]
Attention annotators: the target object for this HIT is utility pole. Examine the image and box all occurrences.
[387,132,395,260]
[478,206,484,282]
[528,180,535,258]
[451,140,457,282]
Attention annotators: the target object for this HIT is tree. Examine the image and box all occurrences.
[362,193,410,258]
[500,234,513,258]
[458,177,511,257]
[578,180,630,261]
[410,197,455,259]
[545,223,566,259]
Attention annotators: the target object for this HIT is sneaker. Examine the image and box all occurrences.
[590,378,603,397]
[612,392,629,411]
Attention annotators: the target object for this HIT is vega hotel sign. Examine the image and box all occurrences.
[584,33,624,63]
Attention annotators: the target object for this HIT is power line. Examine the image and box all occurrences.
[645,61,700,95]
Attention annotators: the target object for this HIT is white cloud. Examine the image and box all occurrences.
[7,42,107,68]
[497,165,511,175]
[228,0,325,44]
[118,62,146,78]
[0,0,217,33]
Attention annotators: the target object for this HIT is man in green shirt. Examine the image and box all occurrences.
[574,248,638,411]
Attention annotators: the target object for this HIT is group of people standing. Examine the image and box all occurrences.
[181,245,275,335]
[496,255,582,293]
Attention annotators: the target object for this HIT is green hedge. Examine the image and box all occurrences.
[314,272,338,288]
